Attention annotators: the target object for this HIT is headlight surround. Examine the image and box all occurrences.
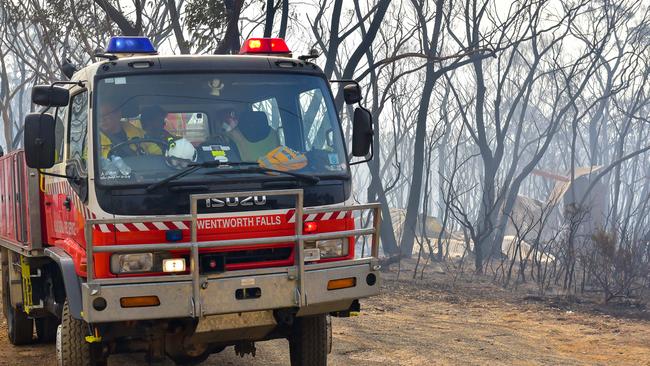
[110,253,154,274]
[311,238,348,259]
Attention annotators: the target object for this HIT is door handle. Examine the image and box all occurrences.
[63,197,71,211]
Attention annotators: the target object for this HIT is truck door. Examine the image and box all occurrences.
[64,89,89,243]
[43,105,70,241]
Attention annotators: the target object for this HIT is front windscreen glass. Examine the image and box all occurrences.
[94,73,348,186]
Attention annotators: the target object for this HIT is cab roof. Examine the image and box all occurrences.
[90,55,325,79]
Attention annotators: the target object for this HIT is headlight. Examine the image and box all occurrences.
[305,238,348,259]
[111,253,154,274]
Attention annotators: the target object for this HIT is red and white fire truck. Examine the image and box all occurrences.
[1,37,381,365]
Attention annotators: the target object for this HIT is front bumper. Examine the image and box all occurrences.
[82,258,380,323]
[82,190,382,324]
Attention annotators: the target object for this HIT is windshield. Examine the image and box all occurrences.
[94,73,348,186]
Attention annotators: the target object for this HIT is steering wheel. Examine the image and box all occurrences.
[107,138,169,158]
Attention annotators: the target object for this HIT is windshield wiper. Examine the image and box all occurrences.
[146,160,227,192]
[146,161,319,192]
[205,161,320,184]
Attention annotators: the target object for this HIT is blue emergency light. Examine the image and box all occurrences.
[106,36,157,54]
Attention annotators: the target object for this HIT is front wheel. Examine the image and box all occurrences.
[57,300,104,366]
[289,314,328,366]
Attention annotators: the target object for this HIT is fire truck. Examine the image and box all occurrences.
[1,37,381,365]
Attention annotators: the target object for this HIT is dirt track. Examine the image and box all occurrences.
[1,264,649,365]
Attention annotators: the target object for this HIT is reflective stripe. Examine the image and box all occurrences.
[153,222,169,230]
[114,224,129,232]
[133,222,149,231]
[91,209,348,233]
[173,221,189,230]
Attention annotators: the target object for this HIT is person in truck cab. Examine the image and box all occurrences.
[218,108,309,171]
[98,100,146,158]
[138,105,177,155]
[140,105,176,142]
[220,108,280,161]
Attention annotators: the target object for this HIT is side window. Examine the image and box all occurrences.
[298,89,332,151]
[252,98,285,145]
[54,106,66,164]
[68,91,88,172]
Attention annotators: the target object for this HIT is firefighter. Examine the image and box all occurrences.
[220,108,280,161]
[98,100,145,158]
[139,105,177,155]
[140,105,176,141]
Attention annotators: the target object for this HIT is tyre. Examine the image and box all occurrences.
[289,314,328,366]
[58,299,94,366]
[2,251,33,345]
[36,316,59,343]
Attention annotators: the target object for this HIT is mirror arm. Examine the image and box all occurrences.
[51,80,85,88]
[329,79,359,85]
[38,169,81,183]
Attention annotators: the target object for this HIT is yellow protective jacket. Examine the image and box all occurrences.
[227,128,280,162]
[99,122,147,158]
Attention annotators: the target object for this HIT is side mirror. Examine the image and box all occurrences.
[352,107,373,157]
[343,84,362,105]
[32,85,69,107]
[0,145,4,158]
[24,113,56,169]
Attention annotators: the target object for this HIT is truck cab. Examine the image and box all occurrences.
[3,37,381,365]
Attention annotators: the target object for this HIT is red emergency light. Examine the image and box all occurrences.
[304,221,318,233]
[240,38,291,55]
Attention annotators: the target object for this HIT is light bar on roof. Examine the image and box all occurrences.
[106,36,157,54]
[239,38,291,55]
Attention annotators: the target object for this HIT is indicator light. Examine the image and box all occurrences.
[120,296,160,308]
[327,277,356,290]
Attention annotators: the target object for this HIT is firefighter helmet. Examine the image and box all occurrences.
[165,138,197,169]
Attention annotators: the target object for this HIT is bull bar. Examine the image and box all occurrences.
[83,189,381,322]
